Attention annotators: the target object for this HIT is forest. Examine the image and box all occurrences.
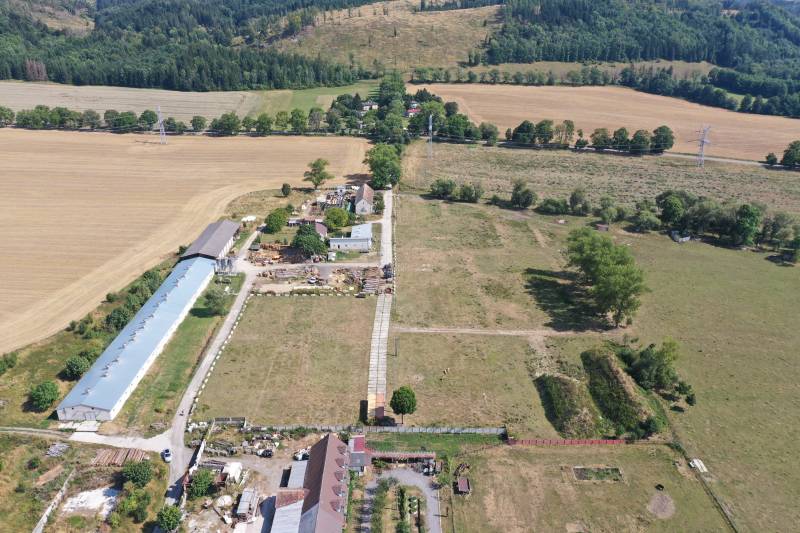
[0,0,377,90]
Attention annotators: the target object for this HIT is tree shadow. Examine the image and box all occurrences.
[189,306,217,319]
[523,268,608,332]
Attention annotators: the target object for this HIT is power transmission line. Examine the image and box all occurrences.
[157,105,166,145]
[693,125,711,167]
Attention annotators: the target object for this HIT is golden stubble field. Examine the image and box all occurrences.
[0,80,263,123]
[0,129,369,355]
[411,83,800,161]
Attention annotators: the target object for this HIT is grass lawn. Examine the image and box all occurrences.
[448,444,728,533]
[394,195,571,329]
[114,275,244,436]
[366,433,503,458]
[253,81,378,115]
[199,295,375,425]
[387,332,560,438]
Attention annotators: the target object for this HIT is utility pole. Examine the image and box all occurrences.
[427,113,433,158]
[157,105,167,145]
[694,125,711,167]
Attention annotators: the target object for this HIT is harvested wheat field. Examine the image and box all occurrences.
[0,80,262,123]
[0,129,369,355]
[275,0,500,71]
[412,84,800,161]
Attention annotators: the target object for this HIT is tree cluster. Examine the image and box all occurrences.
[429,178,484,203]
[566,228,647,326]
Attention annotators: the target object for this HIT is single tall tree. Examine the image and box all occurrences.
[304,158,333,189]
[390,386,417,424]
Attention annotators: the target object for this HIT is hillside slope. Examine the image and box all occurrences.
[274,0,500,71]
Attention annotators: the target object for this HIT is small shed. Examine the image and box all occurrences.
[235,488,259,520]
[455,477,471,495]
[315,222,328,238]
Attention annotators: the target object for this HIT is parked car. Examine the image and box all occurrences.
[162,449,172,463]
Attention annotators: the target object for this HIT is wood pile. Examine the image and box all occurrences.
[91,448,147,466]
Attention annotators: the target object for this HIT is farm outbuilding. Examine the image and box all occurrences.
[56,256,215,421]
[329,224,373,252]
[354,184,374,215]
[180,219,240,261]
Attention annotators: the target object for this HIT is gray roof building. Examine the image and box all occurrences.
[181,220,240,260]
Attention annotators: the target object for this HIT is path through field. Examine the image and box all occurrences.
[0,129,369,355]
[411,84,799,161]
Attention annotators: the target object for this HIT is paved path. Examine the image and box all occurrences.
[379,190,393,267]
[367,294,392,419]
[366,189,395,420]
[361,469,442,533]
[165,229,260,503]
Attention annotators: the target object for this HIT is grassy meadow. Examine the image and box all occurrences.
[199,296,375,425]
[449,445,728,533]
[403,141,800,215]
[395,141,800,531]
[387,332,560,438]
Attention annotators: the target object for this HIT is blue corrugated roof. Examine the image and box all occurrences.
[57,257,216,412]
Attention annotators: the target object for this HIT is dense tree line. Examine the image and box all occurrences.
[766,139,800,169]
[0,1,373,91]
[418,0,500,11]
[483,0,800,75]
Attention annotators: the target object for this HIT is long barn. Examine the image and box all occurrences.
[56,220,239,421]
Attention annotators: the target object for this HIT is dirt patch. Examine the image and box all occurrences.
[35,464,64,487]
[61,486,120,519]
[647,491,676,519]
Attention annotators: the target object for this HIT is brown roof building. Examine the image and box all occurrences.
[273,433,349,533]
[354,184,374,215]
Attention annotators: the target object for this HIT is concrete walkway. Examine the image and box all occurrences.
[367,294,392,419]
[379,190,393,267]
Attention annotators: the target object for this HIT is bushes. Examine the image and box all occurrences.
[188,468,214,499]
[63,355,90,380]
[324,207,350,230]
[0,351,18,377]
[157,505,182,531]
[581,348,648,434]
[122,460,153,488]
[429,179,483,203]
[292,224,326,258]
[536,375,599,438]
[264,208,289,233]
[537,198,570,215]
[29,381,59,411]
